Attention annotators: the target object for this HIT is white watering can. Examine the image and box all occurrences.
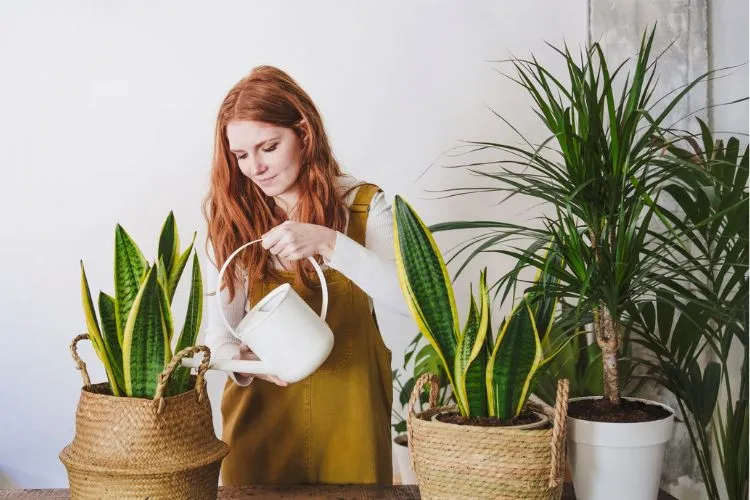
[181,239,334,383]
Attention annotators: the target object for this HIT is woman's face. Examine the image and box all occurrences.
[226,120,303,199]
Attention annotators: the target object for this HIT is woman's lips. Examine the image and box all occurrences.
[256,175,277,186]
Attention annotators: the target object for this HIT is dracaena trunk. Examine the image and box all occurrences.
[593,303,622,405]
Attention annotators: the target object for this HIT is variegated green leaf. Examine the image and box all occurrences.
[166,232,196,303]
[487,300,543,419]
[157,256,169,294]
[158,266,175,347]
[80,262,120,396]
[123,265,170,398]
[158,211,179,276]
[393,196,462,413]
[170,252,203,395]
[114,225,148,341]
[98,292,124,393]
[454,270,490,416]
[454,291,478,413]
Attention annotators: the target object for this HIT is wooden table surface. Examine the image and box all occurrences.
[0,483,678,499]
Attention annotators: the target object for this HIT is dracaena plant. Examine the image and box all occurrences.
[428,26,719,407]
[79,212,203,398]
[393,196,564,419]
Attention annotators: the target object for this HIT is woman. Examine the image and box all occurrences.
[203,66,408,486]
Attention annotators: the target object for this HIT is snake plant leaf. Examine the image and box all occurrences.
[158,269,175,348]
[157,256,169,294]
[98,292,124,394]
[487,300,543,419]
[80,261,120,396]
[114,224,148,341]
[123,264,170,398]
[170,252,203,395]
[166,232,196,303]
[454,270,490,416]
[158,211,179,276]
[454,291,478,413]
[393,196,462,412]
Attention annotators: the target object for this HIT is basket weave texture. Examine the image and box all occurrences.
[59,334,229,500]
[407,374,570,500]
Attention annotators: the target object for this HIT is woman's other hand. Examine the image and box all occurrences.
[232,344,289,386]
[261,221,337,261]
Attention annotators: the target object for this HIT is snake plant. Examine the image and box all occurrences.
[80,212,203,398]
[393,196,564,419]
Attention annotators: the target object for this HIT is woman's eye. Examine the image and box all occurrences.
[237,153,248,160]
[263,143,278,153]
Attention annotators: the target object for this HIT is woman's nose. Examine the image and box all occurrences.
[250,157,269,176]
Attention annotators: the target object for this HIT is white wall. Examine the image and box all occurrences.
[0,0,586,488]
[710,0,749,139]
[708,1,749,499]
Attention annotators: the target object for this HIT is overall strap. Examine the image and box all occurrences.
[345,183,382,246]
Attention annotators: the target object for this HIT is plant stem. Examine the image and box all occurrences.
[594,303,622,404]
[590,227,622,405]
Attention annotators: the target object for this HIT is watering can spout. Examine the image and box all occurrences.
[181,357,276,376]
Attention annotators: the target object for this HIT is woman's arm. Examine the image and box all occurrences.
[259,188,411,315]
[203,249,254,385]
[324,191,411,316]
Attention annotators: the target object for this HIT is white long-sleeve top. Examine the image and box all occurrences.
[203,176,410,384]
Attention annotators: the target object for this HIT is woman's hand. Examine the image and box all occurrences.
[232,344,288,386]
[261,221,337,262]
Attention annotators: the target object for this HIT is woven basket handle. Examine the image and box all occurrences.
[408,373,440,418]
[69,333,93,389]
[548,378,570,489]
[153,345,212,414]
[406,373,440,471]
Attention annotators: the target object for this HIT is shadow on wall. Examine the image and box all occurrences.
[0,469,18,488]
[0,467,55,489]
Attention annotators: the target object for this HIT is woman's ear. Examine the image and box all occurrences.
[294,118,310,146]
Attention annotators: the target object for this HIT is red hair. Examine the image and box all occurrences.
[203,66,350,300]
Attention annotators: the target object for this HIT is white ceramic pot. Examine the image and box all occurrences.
[567,396,674,500]
[392,437,417,485]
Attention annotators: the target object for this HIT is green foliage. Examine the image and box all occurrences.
[394,196,565,419]
[428,25,722,405]
[628,124,748,500]
[391,333,454,437]
[80,212,202,398]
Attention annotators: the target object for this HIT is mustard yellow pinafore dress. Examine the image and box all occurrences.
[220,184,393,485]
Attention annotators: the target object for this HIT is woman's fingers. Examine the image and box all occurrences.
[258,374,289,387]
[261,221,292,250]
[269,238,289,256]
[237,344,288,386]
[261,228,284,252]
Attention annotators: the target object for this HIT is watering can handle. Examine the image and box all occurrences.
[215,239,329,338]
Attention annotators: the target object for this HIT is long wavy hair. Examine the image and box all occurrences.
[204,66,350,300]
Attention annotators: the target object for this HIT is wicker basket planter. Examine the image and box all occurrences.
[407,374,570,500]
[59,334,229,500]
